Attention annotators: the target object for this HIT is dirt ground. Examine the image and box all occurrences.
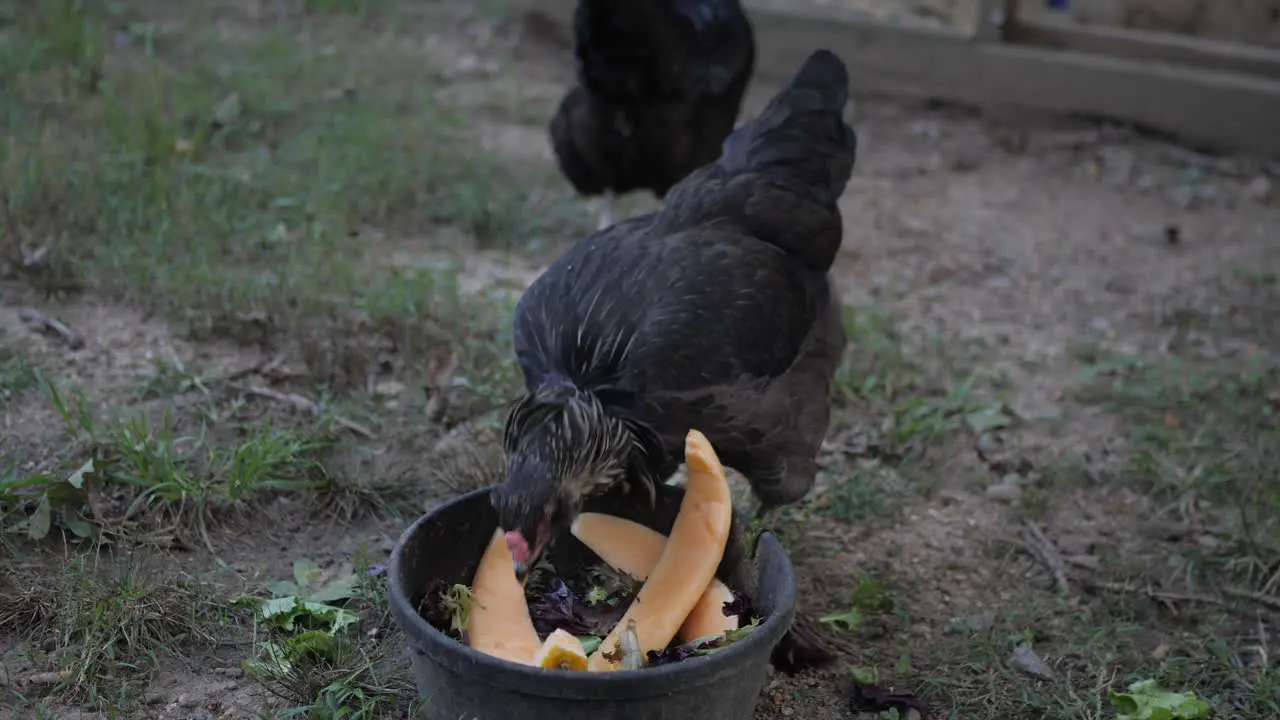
[1,1,1278,719]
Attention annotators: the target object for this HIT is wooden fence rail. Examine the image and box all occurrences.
[525,0,1280,156]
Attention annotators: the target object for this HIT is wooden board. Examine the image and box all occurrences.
[1006,15,1280,80]
[527,0,1280,156]
[1015,0,1280,51]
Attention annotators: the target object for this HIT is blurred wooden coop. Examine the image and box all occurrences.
[528,0,1280,156]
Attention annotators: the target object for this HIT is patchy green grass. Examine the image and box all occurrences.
[0,372,366,550]
[834,305,1013,453]
[1078,352,1280,592]
[303,0,375,16]
[833,303,925,408]
[0,0,567,538]
[912,579,1279,719]
[0,548,419,717]
[777,312,1280,719]
[0,554,223,704]
[814,304,1010,525]
[0,346,38,405]
[902,351,1280,719]
[0,0,569,713]
[1,0,577,371]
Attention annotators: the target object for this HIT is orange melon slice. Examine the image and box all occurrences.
[466,528,542,664]
[587,430,733,671]
[570,512,740,641]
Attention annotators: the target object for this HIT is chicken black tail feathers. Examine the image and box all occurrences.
[753,48,850,134]
[785,49,850,109]
[697,48,855,273]
[719,48,856,176]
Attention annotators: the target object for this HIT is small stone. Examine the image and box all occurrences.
[1098,147,1135,185]
[1196,534,1225,549]
[948,147,984,172]
[1245,176,1272,202]
[984,483,1022,503]
[211,93,242,127]
[898,216,934,238]
[1011,643,1054,680]
[1167,185,1197,209]
[323,86,357,102]
[374,380,405,397]
[1065,554,1099,570]
[976,433,1002,456]
[908,120,941,140]
[1104,274,1136,295]
[1055,534,1095,555]
[178,694,199,708]
[959,612,995,631]
[926,265,957,284]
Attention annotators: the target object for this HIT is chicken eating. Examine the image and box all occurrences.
[496,48,857,597]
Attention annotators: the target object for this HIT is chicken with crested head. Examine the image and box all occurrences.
[497,48,859,672]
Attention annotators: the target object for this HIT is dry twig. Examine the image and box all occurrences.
[424,347,461,425]
[18,308,84,350]
[1082,578,1225,607]
[224,351,294,383]
[13,670,70,688]
[1083,577,1280,615]
[1223,586,1280,612]
[237,384,376,439]
[1021,520,1070,595]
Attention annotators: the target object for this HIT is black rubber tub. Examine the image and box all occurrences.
[387,483,797,720]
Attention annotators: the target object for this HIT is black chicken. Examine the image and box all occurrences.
[496,48,857,670]
[548,0,756,231]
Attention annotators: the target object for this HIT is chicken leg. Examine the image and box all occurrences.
[719,507,839,674]
[594,191,617,231]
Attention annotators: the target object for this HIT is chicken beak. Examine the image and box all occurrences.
[512,544,541,587]
[513,522,551,586]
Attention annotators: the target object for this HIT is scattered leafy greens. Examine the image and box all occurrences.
[1109,679,1211,720]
